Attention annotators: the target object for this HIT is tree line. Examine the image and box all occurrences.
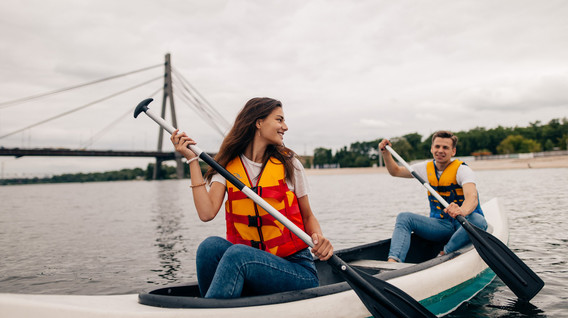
[0,162,208,186]
[313,118,568,168]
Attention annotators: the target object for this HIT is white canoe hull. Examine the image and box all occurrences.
[0,198,507,317]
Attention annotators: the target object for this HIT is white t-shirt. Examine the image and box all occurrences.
[211,155,310,198]
[411,160,476,186]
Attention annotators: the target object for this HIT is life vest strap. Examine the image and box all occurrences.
[227,185,286,202]
[226,211,280,228]
[248,215,262,227]
[233,234,293,251]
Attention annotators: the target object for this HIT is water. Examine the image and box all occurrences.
[1,168,567,316]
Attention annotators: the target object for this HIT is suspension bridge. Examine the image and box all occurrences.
[0,54,230,179]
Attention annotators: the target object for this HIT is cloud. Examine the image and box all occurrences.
[359,118,389,127]
[460,73,568,111]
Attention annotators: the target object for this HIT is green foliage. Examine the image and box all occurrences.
[313,147,333,166]
[2,167,147,186]
[391,137,414,160]
[496,135,542,154]
[312,117,567,167]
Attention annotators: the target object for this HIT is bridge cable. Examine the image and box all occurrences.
[0,64,162,109]
[80,86,164,149]
[172,68,231,129]
[0,76,162,140]
[172,78,230,136]
[173,68,230,129]
[172,83,221,131]
[173,88,226,137]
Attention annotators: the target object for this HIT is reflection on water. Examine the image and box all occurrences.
[152,204,186,283]
[486,300,546,317]
[149,182,189,284]
[447,278,547,318]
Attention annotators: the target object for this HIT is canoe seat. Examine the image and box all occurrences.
[348,259,414,271]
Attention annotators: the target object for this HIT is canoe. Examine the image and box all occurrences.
[0,197,506,317]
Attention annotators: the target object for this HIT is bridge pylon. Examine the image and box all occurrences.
[154,53,184,180]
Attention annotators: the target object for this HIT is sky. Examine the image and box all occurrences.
[1,0,567,178]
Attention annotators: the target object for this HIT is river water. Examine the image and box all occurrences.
[1,167,567,317]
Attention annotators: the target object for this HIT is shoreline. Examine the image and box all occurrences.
[305,155,568,175]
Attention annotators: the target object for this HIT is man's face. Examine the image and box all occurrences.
[431,137,456,164]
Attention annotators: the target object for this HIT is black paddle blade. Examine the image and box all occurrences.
[327,255,436,318]
[461,219,544,301]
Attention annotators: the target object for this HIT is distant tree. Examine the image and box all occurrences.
[304,157,312,168]
[350,139,381,164]
[486,125,512,154]
[560,134,568,150]
[334,146,357,167]
[389,137,413,161]
[496,135,542,154]
[313,147,333,166]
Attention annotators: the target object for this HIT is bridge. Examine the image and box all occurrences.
[0,148,176,160]
[0,54,228,179]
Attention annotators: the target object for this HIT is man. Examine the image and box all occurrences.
[379,130,487,263]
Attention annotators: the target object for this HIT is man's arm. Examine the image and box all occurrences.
[379,139,412,178]
[445,182,479,218]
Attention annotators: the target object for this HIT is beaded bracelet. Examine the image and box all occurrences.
[190,182,206,189]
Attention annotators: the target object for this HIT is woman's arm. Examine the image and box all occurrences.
[297,195,333,261]
[171,129,225,222]
[189,166,225,221]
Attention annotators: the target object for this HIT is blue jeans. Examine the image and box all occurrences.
[388,212,488,262]
[196,236,319,298]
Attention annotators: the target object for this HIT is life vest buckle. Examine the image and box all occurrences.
[250,240,265,250]
[250,186,263,196]
[248,215,263,227]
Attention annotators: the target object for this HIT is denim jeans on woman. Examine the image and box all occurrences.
[196,236,319,298]
[388,212,488,263]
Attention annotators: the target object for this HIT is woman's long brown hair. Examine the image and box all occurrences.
[204,97,297,183]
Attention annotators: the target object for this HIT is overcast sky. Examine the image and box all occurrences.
[1,0,567,177]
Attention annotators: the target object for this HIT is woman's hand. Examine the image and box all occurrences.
[170,129,197,160]
[310,233,333,261]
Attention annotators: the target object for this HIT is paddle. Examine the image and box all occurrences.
[384,145,544,301]
[135,98,436,318]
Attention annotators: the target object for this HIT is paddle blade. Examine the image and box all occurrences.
[462,221,544,301]
[327,255,436,318]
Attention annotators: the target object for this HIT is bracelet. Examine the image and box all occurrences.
[190,181,206,189]
[188,157,199,164]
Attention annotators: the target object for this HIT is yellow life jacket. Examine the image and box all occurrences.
[225,156,308,257]
[426,159,483,219]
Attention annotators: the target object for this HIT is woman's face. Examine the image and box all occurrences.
[257,107,288,146]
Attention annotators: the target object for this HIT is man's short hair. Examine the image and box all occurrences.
[432,130,458,148]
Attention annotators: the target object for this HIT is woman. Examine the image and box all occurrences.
[171,97,333,299]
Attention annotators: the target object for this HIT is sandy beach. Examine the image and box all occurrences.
[305,155,568,176]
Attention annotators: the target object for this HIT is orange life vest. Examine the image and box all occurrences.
[225,156,308,257]
[426,159,483,219]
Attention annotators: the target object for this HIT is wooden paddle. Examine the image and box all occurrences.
[135,98,436,318]
[385,145,544,301]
